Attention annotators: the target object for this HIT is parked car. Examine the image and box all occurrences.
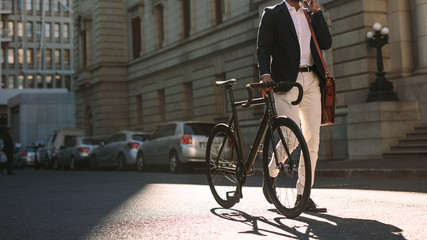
[56,136,104,170]
[19,145,40,168]
[137,121,216,173]
[89,131,151,171]
[36,128,85,169]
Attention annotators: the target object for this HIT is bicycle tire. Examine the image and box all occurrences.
[206,124,242,209]
[262,117,311,218]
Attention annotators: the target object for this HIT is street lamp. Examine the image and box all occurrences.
[366,22,398,102]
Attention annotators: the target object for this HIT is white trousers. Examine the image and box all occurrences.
[269,71,321,195]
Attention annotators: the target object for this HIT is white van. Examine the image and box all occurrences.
[36,128,85,169]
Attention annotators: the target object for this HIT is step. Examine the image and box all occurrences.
[407,132,427,138]
[384,150,427,157]
[391,145,427,152]
[399,139,427,146]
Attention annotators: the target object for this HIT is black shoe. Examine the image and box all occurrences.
[262,177,276,204]
[296,195,327,213]
[7,171,15,176]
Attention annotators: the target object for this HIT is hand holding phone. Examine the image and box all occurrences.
[303,0,320,13]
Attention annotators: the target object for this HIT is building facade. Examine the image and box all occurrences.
[0,0,75,141]
[73,0,427,161]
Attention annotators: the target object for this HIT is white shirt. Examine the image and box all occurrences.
[284,0,314,67]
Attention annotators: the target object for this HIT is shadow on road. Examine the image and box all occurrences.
[211,208,405,240]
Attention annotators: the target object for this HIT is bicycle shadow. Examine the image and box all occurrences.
[210,208,405,239]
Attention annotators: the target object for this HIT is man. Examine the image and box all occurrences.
[2,127,15,175]
[257,0,332,212]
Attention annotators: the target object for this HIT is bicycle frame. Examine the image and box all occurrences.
[224,85,278,175]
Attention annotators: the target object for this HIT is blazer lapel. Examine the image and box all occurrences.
[279,2,298,42]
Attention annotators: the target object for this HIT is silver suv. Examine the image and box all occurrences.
[89,131,151,171]
[137,121,215,173]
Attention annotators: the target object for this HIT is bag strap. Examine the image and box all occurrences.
[303,10,331,79]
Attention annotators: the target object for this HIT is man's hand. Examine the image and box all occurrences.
[303,0,320,13]
[259,75,273,98]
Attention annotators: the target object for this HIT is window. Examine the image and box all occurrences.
[46,75,52,88]
[214,0,223,25]
[46,49,52,65]
[153,4,164,49]
[54,0,59,12]
[36,75,43,88]
[17,21,23,37]
[18,48,23,64]
[63,23,69,40]
[55,75,61,88]
[45,22,51,38]
[131,16,141,59]
[36,22,42,38]
[64,49,70,65]
[7,48,14,64]
[18,75,24,89]
[27,22,33,38]
[54,23,60,39]
[27,75,34,88]
[8,75,15,89]
[36,0,42,11]
[36,49,41,65]
[45,0,51,12]
[182,0,191,38]
[17,0,22,10]
[8,21,14,37]
[26,0,33,11]
[54,49,60,65]
[27,49,33,64]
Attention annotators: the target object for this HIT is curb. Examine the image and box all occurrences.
[254,168,427,179]
[315,169,427,179]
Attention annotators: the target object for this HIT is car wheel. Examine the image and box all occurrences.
[70,157,76,171]
[89,155,98,171]
[136,152,145,171]
[117,154,125,171]
[169,151,183,173]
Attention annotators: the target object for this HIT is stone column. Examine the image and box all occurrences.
[414,0,427,73]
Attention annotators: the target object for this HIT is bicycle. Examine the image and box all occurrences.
[206,79,311,219]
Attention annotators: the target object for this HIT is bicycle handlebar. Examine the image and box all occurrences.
[242,81,303,108]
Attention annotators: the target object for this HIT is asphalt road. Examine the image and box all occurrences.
[0,168,426,240]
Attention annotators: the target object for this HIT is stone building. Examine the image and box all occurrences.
[0,0,75,141]
[73,0,427,161]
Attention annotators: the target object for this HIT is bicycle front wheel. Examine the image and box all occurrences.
[206,124,242,209]
[263,117,311,218]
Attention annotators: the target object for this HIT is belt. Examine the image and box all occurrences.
[299,66,313,72]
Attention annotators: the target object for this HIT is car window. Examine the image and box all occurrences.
[132,134,150,141]
[83,138,103,145]
[150,124,176,139]
[65,137,77,148]
[184,123,215,136]
[64,135,76,146]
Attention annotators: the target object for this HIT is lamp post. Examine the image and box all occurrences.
[366,23,398,102]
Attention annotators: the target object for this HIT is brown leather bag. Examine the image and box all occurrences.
[304,10,336,126]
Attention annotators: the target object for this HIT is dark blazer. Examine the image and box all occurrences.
[257,2,332,91]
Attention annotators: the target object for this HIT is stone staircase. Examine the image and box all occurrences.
[384,124,427,157]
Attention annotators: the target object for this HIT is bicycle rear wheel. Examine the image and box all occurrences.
[262,117,311,218]
[206,124,242,208]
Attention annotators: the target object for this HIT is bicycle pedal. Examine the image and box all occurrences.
[226,191,241,203]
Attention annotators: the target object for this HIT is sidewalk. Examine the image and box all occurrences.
[315,157,427,179]
[254,157,427,179]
